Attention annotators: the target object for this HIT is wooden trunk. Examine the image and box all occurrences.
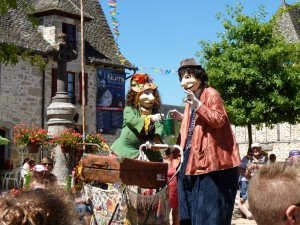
[81,154,168,189]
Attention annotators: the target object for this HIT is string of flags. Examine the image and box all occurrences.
[136,67,177,75]
[108,0,126,65]
[107,0,177,74]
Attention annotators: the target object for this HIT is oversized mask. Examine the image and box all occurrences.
[138,89,155,109]
[180,72,201,92]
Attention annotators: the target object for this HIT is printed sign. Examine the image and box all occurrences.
[96,69,125,134]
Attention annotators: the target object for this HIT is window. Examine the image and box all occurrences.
[67,72,75,104]
[51,69,75,104]
[62,23,77,50]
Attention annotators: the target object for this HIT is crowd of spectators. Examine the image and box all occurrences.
[235,142,300,224]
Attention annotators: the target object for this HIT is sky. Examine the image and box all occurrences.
[99,0,298,106]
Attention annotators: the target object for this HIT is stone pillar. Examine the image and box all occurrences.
[46,33,78,184]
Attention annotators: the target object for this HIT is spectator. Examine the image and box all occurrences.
[248,162,300,225]
[236,165,253,220]
[246,143,268,177]
[21,157,30,179]
[75,190,92,225]
[0,189,78,225]
[163,148,180,225]
[30,165,47,190]
[29,158,36,170]
[269,153,277,163]
[288,150,300,165]
[41,156,57,187]
[241,149,254,167]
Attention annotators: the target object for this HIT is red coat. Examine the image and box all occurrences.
[179,84,241,175]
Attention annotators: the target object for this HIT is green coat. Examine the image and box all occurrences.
[110,106,164,161]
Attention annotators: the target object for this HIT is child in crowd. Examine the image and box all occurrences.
[235,165,253,220]
[30,165,47,190]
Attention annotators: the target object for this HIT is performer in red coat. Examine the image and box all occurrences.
[170,58,241,225]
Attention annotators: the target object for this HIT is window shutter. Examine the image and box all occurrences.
[79,73,88,105]
[51,68,58,98]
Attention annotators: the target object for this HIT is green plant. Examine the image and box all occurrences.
[52,128,82,150]
[66,175,72,194]
[85,133,109,151]
[13,124,49,147]
[23,172,32,190]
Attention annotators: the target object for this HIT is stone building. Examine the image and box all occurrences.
[0,0,136,168]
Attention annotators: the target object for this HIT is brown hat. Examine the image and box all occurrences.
[178,58,203,71]
[41,157,53,164]
[130,73,157,93]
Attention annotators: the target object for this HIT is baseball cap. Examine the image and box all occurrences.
[289,150,300,157]
[33,165,46,172]
[251,142,261,148]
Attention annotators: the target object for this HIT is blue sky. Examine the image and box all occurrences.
[99,0,298,106]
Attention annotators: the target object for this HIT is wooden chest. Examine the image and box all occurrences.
[81,154,168,189]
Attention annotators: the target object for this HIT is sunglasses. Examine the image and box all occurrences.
[43,163,52,166]
[283,203,300,220]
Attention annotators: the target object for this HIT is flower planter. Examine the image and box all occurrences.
[27,143,40,153]
[61,145,72,153]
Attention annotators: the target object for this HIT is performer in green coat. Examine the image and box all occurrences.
[111,73,164,162]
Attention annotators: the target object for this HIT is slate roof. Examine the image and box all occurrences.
[0,0,135,70]
[276,1,300,42]
[31,0,93,20]
[0,5,48,54]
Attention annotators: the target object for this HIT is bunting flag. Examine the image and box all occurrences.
[137,67,177,75]
[107,0,177,74]
[108,0,127,64]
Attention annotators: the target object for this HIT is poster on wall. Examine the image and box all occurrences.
[96,69,125,134]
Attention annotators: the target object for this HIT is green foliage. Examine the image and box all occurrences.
[23,172,32,190]
[0,0,18,15]
[197,2,300,128]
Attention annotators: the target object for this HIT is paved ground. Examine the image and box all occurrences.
[232,217,257,225]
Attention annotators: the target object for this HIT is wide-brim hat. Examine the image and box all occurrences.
[130,73,157,93]
[178,58,203,71]
[33,165,46,172]
[251,142,261,148]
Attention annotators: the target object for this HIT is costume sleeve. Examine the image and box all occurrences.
[197,88,226,129]
[123,106,145,133]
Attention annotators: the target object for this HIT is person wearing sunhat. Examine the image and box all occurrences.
[246,142,268,177]
[169,58,241,225]
[110,73,164,162]
[288,149,300,164]
[30,165,47,190]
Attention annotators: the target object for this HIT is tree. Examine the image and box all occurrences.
[0,0,45,68]
[197,2,300,147]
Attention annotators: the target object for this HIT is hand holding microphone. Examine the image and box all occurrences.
[184,90,201,109]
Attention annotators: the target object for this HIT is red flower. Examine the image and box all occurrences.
[133,74,146,84]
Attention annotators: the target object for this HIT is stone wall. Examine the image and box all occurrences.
[233,123,300,162]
